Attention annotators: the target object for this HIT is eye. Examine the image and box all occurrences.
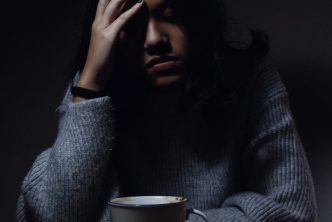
[163,8,173,17]
[161,8,177,22]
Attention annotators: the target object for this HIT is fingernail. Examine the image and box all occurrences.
[138,0,143,3]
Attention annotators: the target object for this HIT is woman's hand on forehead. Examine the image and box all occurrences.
[73,0,145,103]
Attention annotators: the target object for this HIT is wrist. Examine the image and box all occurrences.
[76,80,104,92]
[71,85,106,99]
[77,69,109,92]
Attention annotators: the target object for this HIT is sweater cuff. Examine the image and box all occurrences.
[187,207,248,222]
[56,96,112,115]
[55,96,114,136]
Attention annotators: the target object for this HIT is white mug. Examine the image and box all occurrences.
[109,196,208,222]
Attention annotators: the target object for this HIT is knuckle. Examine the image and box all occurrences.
[118,14,129,22]
[113,0,125,5]
[100,31,109,39]
[91,25,101,34]
[100,30,115,40]
[92,22,99,29]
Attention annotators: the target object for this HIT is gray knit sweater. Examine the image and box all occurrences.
[17,61,317,221]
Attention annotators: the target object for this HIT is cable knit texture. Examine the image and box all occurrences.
[17,61,317,221]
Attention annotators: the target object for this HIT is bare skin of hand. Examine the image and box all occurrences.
[73,0,144,103]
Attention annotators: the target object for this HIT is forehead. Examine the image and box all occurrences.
[144,0,167,9]
[126,0,170,12]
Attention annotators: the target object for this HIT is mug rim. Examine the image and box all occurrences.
[108,196,188,208]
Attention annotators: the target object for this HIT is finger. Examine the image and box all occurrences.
[105,1,144,34]
[94,0,110,23]
[100,0,128,27]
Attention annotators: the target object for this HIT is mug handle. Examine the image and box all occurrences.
[186,208,208,221]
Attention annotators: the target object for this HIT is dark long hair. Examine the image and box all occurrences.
[69,0,269,121]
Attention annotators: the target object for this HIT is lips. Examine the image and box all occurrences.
[145,56,180,73]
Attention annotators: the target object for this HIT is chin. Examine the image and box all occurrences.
[152,75,184,88]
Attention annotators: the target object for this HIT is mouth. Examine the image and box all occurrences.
[145,56,181,74]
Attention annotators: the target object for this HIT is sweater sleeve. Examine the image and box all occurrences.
[188,62,317,222]
[16,73,119,221]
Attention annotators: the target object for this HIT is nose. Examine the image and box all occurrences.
[144,21,169,54]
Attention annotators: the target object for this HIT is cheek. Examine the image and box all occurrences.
[169,26,189,55]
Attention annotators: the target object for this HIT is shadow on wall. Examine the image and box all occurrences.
[278,62,332,222]
[279,63,332,138]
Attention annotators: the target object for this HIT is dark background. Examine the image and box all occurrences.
[1,0,331,221]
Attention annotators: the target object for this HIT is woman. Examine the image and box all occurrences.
[17,0,317,221]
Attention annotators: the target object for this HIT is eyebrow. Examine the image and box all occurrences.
[152,0,172,13]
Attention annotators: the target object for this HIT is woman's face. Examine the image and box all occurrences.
[120,0,190,89]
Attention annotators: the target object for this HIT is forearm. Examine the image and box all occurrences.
[187,64,317,222]
[187,191,315,222]
[17,97,118,221]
